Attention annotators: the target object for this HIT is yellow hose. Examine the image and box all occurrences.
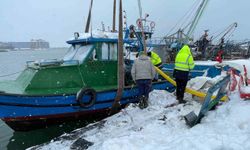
[155,67,227,101]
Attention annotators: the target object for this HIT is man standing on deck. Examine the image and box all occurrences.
[131,52,156,109]
[173,45,195,104]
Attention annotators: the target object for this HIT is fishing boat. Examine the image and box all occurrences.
[0,0,230,131]
[0,27,228,131]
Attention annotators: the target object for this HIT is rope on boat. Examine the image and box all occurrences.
[0,71,23,78]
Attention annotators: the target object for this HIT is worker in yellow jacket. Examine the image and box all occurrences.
[147,50,162,81]
[173,45,195,104]
[147,51,162,67]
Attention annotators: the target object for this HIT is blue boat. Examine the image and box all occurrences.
[0,29,224,131]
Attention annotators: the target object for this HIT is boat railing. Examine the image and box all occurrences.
[62,60,80,65]
[26,59,80,68]
[134,25,154,34]
[146,37,166,46]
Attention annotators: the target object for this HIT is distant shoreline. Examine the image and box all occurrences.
[0,47,68,51]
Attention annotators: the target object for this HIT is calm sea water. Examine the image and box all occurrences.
[0,48,94,150]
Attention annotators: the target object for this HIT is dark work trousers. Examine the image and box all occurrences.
[173,69,189,101]
[175,78,188,100]
[136,79,152,98]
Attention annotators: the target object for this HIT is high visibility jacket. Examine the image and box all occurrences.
[174,45,195,71]
[150,51,162,66]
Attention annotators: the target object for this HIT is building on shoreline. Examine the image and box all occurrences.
[0,42,14,50]
[0,39,50,50]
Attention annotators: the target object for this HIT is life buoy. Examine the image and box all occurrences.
[150,21,156,28]
[136,19,142,28]
[76,88,96,108]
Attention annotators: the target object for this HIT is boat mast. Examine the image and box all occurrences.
[110,0,124,114]
[85,0,94,33]
[112,0,116,32]
[185,0,209,42]
[137,0,147,53]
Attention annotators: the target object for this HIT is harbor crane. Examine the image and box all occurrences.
[207,22,238,60]
[165,0,209,47]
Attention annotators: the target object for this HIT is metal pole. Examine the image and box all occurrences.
[137,0,147,53]
[85,0,94,33]
[112,0,116,32]
[186,0,209,43]
[110,0,124,114]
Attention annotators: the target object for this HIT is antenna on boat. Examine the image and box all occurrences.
[112,0,116,32]
[101,21,105,31]
[90,19,93,37]
[110,0,124,115]
[137,0,147,53]
[85,0,94,33]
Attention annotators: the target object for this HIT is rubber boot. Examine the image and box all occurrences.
[178,97,187,104]
[138,96,144,109]
[143,97,148,108]
[139,96,148,109]
[179,99,187,104]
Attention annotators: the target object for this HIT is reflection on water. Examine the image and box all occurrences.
[6,120,92,150]
[0,120,13,150]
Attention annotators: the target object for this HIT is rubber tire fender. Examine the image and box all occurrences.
[76,88,96,108]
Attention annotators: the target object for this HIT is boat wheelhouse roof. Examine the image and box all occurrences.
[67,37,119,45]
[66,30,165,48]
[66,30,120,44]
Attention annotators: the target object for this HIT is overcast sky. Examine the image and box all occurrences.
[0,0,249,47]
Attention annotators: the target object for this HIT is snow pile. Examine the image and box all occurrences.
[32,89,250,150]
[196,59,250,78]
[188,72,227,91]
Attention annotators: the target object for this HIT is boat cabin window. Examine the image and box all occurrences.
[88,48,98,61]
[63,44,93,63]
[87,43,118,61]
[101,43,118,61]
[102,43,109,60]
